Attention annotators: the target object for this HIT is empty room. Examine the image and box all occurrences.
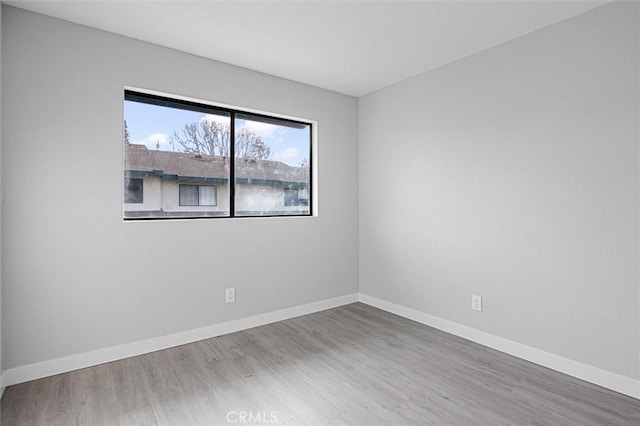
[0,0,639,424]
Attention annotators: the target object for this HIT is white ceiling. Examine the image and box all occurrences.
[5,0,609,97]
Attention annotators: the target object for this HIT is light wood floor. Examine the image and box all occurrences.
[1,303,639,425]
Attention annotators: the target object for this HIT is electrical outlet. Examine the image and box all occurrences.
[471,294,482,312]
[225,287,236,303]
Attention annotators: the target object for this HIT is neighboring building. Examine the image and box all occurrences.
[124,144,310,218]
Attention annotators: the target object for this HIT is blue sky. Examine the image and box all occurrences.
[124,100,310,167]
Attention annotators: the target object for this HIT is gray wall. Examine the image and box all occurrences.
[359,1,639,380]
[1,6,358,370]
[0,3,3,387]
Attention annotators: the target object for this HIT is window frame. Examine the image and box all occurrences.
[123,89,314,220]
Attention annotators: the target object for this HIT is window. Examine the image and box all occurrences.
[124,178,143,203]
[123,90,312,220]
[284,188,309,207]
[179,185,217,206]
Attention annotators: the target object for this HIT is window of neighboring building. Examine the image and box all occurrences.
[284,188,309,207]
[123,90,313,220]
[179,185,217,206]
[124,178,143,203]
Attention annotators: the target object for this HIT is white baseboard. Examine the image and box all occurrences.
[358,293,640,400]
[2,293,359,388]
[4,292,638,401]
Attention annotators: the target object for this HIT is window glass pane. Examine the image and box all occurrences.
[179,185,199,206]
[284,188,297,207]
[124,178,143,203]
[234,115,311,216]
[123,91,312,219]
[199,185,217,206]
[124,93,231,218]
[284,188,310,207]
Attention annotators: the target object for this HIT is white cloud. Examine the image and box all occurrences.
[201,114,229,125]
[273,147,299,160]
[133,132,170,150]
[241,121,280,140]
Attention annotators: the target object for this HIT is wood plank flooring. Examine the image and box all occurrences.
[1,303,639,425]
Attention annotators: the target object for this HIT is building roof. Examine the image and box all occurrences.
[124,144,309,186]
